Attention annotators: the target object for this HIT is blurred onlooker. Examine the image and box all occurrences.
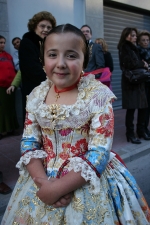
[0,35,19,139]
[19,11,56,123]
[137,30,150,136]
[118,27,150,144]
[95,38,114,72]
[6,70,21,94]
[81,25,105,79]
[12,37,21,71]
[6,37,22,95]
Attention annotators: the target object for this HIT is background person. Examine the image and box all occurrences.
[6,70,21,94]
[19,11,56,123]
[2,24,150,225]
[0,35,19,139]
[95,37,114,72]
[12,37,21,71]
[137,30,150,136]
[118,27,150,144]
[95,37,114,89]
[81,24,105,79]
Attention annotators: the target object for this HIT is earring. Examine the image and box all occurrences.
[80,70,84,77]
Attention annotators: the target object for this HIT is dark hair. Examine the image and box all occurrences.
[41,24,89,69]
[28,11,56,32]
[137,30,150,43]
[80,24,92,35]
[117,27,138,49]
[0,35,6,40]
[12,37,21,44]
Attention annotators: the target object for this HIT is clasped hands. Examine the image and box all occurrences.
[33,177,73,208]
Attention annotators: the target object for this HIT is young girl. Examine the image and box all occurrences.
[2,24,150,225]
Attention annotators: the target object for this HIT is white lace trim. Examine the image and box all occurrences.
[26,75,116,120]
[67,157,100,194]
[16,150,47,173]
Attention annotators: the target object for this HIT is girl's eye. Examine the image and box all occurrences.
[48,53,56,57]
[67,54,76,59]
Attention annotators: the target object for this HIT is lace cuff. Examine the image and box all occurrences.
[67,157,100,194]
[16,150,47,175]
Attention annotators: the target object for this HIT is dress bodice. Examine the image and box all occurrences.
[18,75,116,192]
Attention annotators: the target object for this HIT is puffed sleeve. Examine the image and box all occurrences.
[16,90,47,173]
[67,86,115,194]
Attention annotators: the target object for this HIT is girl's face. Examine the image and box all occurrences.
[126,30,137,45]
[34,20,52,39]
[44,32,84,89]
[0,38,5,52]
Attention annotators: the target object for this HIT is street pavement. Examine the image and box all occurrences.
[0,108,150,222]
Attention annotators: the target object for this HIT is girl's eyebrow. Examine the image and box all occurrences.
[47,49,57,51]
[46,49,78,54]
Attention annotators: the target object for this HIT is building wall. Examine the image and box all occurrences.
[0,0,10,52]
[109,0,150,10]
[85,0,104,41]
[6,0,85,55]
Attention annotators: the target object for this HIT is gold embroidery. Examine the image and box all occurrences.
[14,188,21,198]
[24,127,32,135]
[91,136,107,146]
[22,196,30,206]
[42,128,54,135]
[36,205,46,219]
[72,195,84,212]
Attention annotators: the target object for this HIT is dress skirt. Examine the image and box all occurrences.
[0,87,19,133]
[1,157,150,225]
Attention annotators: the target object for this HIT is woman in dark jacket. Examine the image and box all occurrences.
[19,11,56,123]
[118,27,150,143]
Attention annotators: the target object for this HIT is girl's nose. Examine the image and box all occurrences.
[57,56,66,68]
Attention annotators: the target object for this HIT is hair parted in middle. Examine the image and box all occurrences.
[28,11,56,32]
[117,27,138,50]
[95,38,108,52]
[40,23,89,69]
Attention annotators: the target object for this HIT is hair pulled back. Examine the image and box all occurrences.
[41,23,89,69]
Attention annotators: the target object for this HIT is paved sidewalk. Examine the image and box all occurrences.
[0,108,150,222]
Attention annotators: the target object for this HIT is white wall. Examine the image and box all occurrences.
[7,0,85,54]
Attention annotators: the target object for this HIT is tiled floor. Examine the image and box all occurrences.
[0,133,21,188]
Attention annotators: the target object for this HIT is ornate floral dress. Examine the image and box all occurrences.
[2,75,150,225]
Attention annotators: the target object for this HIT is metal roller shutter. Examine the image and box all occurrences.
[104,6,150,108]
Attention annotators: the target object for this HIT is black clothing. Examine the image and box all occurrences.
[118,40,148,138]
[104,51,114,72]
[125,108,146,135]
[137,45,150,64]
[138,45,150,132]
[119,40,147,109]
[19,31,46,123]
